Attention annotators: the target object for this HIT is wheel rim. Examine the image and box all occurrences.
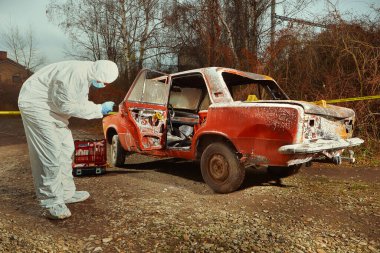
[111,139,117,162]
[208,154,229,183]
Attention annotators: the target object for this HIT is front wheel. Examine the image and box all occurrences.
[107,135,126,167]
[200,143,245,193]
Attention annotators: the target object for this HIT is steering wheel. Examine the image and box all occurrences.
[168,103,175,119]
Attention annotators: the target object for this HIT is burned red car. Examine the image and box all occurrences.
[103,67,363,193]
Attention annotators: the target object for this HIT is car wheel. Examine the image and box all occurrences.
[267,164,302,178]
[200,142,245,193]
[107,135,126,167]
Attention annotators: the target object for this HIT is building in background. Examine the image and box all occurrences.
[0,51,32,110]
[0,51,31,87]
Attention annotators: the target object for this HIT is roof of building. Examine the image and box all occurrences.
[0,58,29,71]
[0,58,33,75]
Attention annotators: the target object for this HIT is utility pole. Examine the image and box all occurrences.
[270,0,276,47]
[275,14,327,28]
[270,1,327,46]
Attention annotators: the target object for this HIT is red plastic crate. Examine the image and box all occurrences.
[72,139,107,176]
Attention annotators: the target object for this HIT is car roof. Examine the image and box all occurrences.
[169,67,275,82]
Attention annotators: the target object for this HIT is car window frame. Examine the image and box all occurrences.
[125,69,170,106]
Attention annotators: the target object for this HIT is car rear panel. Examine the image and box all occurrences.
[205,101,363,166]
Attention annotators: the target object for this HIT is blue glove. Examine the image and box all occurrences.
[101,101,115,115]
[91,80,106,89]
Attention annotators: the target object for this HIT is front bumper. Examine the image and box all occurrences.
[278,137,364,154]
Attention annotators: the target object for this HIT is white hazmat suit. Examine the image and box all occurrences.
[18,60,118,218]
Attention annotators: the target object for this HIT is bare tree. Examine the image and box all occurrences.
[47,0,172,82]
[47,0,119,61]
[166,0,314,71]
[0,24,45,71]
[116,0,171,81]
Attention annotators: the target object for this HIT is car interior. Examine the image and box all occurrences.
[166,73,210,149]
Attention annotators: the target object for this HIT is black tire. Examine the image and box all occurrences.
[267,164,302,178]
[200,142,245,193]
[107,135,126,167]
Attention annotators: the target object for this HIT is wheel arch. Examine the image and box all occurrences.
[195,133,239,160]
[105,127,118,145]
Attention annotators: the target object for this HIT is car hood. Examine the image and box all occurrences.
[253,100,355,119]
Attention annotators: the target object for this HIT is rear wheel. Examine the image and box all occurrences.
[107,135,126,167]
[200,142,245,193]
[267,164,302,178]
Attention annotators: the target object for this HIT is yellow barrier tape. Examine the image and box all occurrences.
[0,111,118,116]
[314,95,380,104]
[1,95,379,116]
[0,111,21,115]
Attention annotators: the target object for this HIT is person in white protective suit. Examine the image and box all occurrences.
[18,60,118,219]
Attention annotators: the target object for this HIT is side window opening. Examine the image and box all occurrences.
[169,87,202,112]
[169,74,207,112]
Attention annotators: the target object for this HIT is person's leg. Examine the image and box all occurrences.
[59,127,90,204]
[58,127,76,200]
[20,110,65,207]
[20,109,71,219]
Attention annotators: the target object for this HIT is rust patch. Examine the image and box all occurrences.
[240,153,269,167]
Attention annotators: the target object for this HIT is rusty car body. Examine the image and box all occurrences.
[103,67,364,193]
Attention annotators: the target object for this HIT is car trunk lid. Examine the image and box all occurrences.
[250,100,354,119]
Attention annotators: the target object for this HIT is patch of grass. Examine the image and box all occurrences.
[372,159,380,167]
[313,175,330,182]
[354,142,380,166]
[347,182,369,191]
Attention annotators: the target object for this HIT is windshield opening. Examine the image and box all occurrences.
[127,69,169,105]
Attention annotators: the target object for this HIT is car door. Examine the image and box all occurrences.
[123,69,170,151]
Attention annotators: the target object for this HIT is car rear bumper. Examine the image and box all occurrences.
[278,137,364,154]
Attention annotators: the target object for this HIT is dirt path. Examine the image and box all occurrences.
[0,117,379,252]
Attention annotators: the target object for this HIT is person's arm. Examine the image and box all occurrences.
[51,80,103,120]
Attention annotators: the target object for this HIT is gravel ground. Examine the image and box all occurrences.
[0,117,379,252]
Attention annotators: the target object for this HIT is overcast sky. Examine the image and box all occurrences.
[0,0,379,67]
[0,0,70,64]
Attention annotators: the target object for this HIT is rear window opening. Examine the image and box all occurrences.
[221,72,289,101]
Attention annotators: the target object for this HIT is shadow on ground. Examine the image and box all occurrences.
[105,157,294,192]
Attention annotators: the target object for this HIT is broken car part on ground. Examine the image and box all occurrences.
[103,67,364,193]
